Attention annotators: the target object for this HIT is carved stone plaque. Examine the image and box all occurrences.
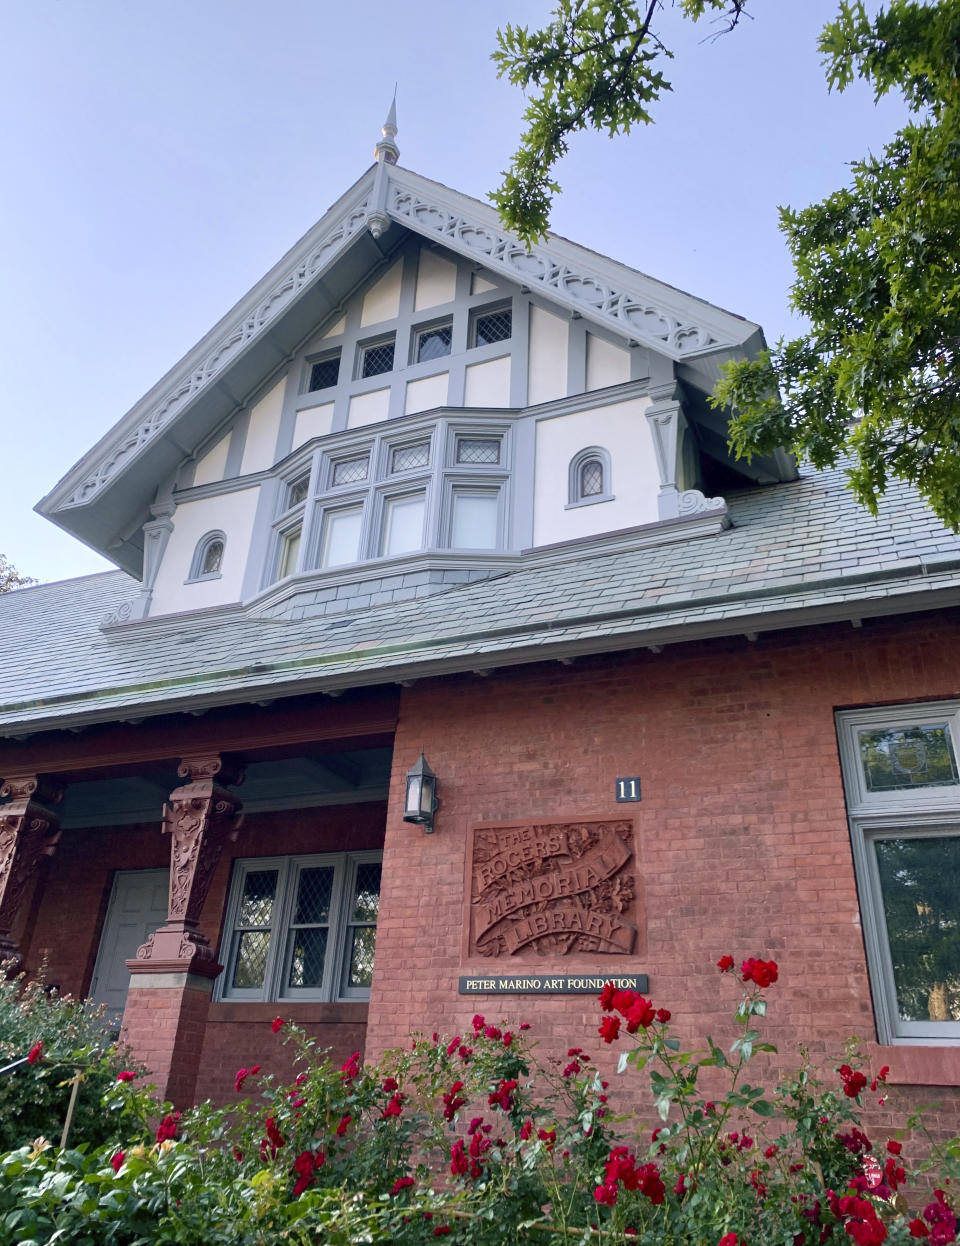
[468,818,637,960]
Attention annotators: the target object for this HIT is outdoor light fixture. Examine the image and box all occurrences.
[403,749,438,832]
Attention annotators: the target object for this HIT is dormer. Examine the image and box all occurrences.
[37,109,795,627]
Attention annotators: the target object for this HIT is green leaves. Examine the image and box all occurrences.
[720,0,960,530]
[492,1,751,245]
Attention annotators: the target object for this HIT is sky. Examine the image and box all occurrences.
[0,0,907,584]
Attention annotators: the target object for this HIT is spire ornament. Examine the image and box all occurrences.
[373,93,399,166]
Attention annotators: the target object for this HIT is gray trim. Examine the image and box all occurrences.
[186,529,227,582]
[566,317,587,396]
[175,467,274,504]
[224,414,247,478]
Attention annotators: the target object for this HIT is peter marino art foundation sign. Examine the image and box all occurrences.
[466,817,640,961]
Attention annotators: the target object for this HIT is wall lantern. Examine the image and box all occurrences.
[403,750,439,832]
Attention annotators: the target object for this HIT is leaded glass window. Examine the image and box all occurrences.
[580,458,604,497]
[456,438,500,465]
[473,307,512,348]
[308,353,340,392]
[332,456,369,487]
[414,323,452,363]
[360,338,395,379]
[391,442,430,473]
[220,853,382,1002]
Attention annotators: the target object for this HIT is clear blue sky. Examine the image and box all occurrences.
[0,0,905,583]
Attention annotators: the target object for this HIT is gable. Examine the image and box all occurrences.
[36,161,790,577]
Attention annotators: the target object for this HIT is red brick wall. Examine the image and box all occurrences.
[369,610,960,1134]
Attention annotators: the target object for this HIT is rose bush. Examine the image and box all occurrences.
[0,957,957,1244]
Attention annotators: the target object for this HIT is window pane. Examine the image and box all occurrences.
[321,508,363,568]
[382,494,425,556]
[238,870,278,926]
[332,456,369,486]
[353,863,381,921]
[416,324,452,362]
[474,308,512,347]
[309,355,340,391]
[279,527,301,578]
[859,724,959,792]
[456,438,500,465]
[288,476,310,508]
[232,929,271,989]
[391,442,430,473]
[201,540,223,575]
[294,867,334,925]
[347,925,377,988]
[580,459,604,497]
[875,835,960,1022]
[451,493,498,549]
[361,340,394,378]
[287,927,328,988]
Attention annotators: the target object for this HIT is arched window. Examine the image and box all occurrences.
[567,447,613,508]
[188,531,226,581]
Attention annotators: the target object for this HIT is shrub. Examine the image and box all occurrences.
[0,966,141,1153]
[0,956,958,1245]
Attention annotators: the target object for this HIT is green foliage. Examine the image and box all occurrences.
[0,968,140,1154]
[491,0,750,245]
[717,0,960,529]
[0,966,958,1244]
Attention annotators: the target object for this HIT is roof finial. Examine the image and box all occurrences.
[374,89,399,165]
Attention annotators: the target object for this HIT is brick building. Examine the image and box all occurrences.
[1,113,958,1121]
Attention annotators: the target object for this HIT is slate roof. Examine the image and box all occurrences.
[3,464,960,735]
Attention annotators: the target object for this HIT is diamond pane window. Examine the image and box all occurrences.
[309,354,341,391]
[580,459,604,497]
[391,442,430,473]
[473,308,512,347]
[456,438,500,465]
[221,853,381,1001]
[858,724,959,793]
[415,323,452,363]
[332,456,369,487]
[360,339,395,379]
[288,476,310,508]
[201,539,224,575]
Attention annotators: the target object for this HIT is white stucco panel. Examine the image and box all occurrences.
[239,377,286,474]
[405,372,448,415]
[527,305,568,406]
[414,248,457,311]
[464,356,511,408]
[471,272,497,295]
[586,333,631,391]
[360,261,403,327]
[348,387,391,428]
[533,397,658,545]
[149,486,260,617]
[192,432,230,487]
[293,401,334,450]
[322,315,346,339]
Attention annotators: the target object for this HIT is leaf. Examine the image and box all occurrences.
[751,1099,776,1117]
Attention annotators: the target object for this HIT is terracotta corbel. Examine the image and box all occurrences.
[0,775,63,970]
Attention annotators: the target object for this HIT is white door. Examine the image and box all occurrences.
[90,870,169,1019]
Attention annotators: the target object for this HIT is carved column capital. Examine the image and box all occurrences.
[129,753,244,978]
[0,774,63,970]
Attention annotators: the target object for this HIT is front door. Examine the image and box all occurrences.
[90,870,169,1019]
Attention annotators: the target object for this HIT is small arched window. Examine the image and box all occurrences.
[188,530,226,581]
[568,447,613,508]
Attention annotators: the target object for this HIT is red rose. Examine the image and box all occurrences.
[718,1236,740,1246]
[594,1182,618,1206]
[520,1120,533,1140]
[382,1092,404,1119]
[598,1015,621,1043]
[26,1041,43,1065]
[538,1127,556,1150]
[271,1016,284,1033]
[383,1076,399,1092]
[391,1176,415,1195]
[717,955,735,973]
[887,1140,902,1155]
[488,1078,518,1111]
[656,1008,671,1023]
[336,1114,351,1136]
[340,1051,361,1081]
[502,1031,514,1047]
[116,1070,136,1082]
[155,1112,181,1143]
[110,1150,125,1173]
[910,1221,930,1239]
[740,957,778,988]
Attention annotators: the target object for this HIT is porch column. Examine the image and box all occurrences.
[0,775,62,970]
[122,754,243,1105]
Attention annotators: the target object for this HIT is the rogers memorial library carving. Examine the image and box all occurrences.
[468,819,638,959]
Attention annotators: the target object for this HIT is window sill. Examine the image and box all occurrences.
[184,572,223,584]
[565,494,615,511]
